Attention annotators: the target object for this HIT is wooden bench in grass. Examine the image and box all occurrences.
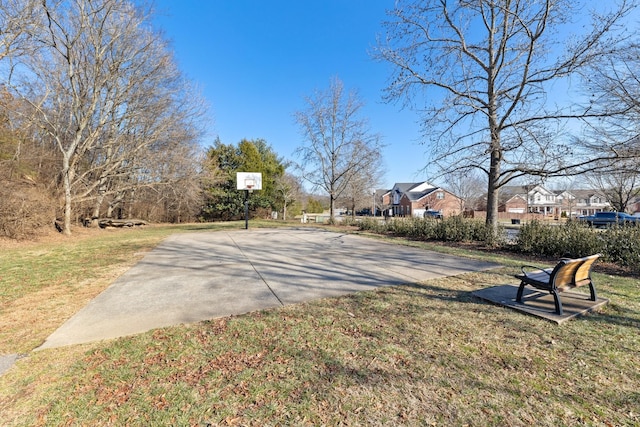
[514,254,601,315]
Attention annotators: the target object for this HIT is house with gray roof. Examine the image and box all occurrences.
[381,181,463,217]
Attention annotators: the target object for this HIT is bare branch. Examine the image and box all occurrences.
[294,77,385,222]
[375,0,637,239]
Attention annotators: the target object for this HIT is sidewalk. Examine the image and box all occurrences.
[38,227,499,349]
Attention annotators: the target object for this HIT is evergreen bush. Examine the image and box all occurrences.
[514,220,639,270]
[357,216,494,244]
[357,216,640,270]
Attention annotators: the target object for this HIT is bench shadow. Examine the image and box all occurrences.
[391,281,631,326]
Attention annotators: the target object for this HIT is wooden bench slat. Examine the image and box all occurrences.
[514,254,600,315]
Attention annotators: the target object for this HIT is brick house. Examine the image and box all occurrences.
[502,194,527,214]
[631,197,640,214]
[381,182,463,217]
[501,185,562,217]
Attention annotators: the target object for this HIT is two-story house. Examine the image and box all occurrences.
[501,185,611,218]
[381,182,463,218]
[568,190,611,216]
[502,185,562,217]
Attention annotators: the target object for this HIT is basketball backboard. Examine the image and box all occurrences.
[236,172,263,191]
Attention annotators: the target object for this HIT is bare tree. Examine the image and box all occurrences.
[340,159,384,218]
[9,0,207,234]
[294,77,384,222]
[586,160,640,213]
[375,0,637,242]
[274,172,302,221]
[580,41,640,214]
[136,139,207,223]
[18,0,160,234]
[0,0,39,65]
[83,65,206,226]
[0,0,42,177]
[445,169,486,212]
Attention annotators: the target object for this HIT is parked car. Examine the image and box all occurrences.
[424,210,443,219]
[578,211,640,227]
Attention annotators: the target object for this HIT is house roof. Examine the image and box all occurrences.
[565,189,608,200]
[404,187,441,202]
[393,182,435,193]
[498,186,529,203]
[381,181,464,205]
[374,189,388,199]
[500,184,566,204]
[503,194,527,204]
[390,181,449,203]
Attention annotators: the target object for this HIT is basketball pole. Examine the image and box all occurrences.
[244,189,249,230]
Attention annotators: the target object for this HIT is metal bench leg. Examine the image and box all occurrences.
[516,282,525,302]
[588,281,597,301]
[551,290,563,315]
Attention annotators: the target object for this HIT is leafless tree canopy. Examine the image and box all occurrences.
[274,172,303,221]
[294,77,384,222]
[585,159,640,213]
[0,0,208,235]
[0,0,39,64]
[375,0,637,237]
[444,169,486,212]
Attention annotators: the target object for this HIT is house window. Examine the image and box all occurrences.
[436,192,444,199]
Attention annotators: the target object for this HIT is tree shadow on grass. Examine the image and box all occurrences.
[583,303,640,329]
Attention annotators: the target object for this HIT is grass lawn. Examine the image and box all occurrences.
[0,222,638,426]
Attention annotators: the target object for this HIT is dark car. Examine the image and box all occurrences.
[579,211,640,227]
[424,210,443,219]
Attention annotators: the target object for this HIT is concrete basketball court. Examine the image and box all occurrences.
[38,227,499,349]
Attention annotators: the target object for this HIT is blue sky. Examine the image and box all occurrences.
[152,1,429,188]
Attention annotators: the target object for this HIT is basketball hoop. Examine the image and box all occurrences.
[236,172,262,191]
[236,172,262,230]
[245,179,255,193]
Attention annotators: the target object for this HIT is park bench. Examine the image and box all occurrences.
[514,254,601,315]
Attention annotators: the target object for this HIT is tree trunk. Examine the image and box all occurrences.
[62,155,72,236]
[329,193,335,224]
[485,148,501,245]
[485,86,501,244]
[90,187,107,227]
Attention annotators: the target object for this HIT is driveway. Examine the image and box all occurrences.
[39,227,499,349]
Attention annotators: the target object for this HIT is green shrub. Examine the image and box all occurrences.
[357,217,387,234]
[358,216,640,270]
[601,226,640,268]
[515,220,640,270]
[516,220,604,258]
[357,216,493,244]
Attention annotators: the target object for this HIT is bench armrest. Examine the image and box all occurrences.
[520,265,551,276]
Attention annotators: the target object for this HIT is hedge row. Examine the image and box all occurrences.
[515,220,640,269]
[355,217,640,270]
[357,216,493,243]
